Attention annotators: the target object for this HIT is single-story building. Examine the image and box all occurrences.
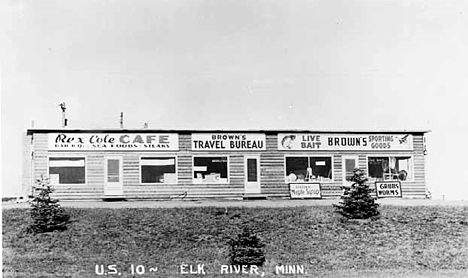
[22,129,429,200]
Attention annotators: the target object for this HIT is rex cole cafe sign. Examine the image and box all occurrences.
[278,133,413,151]
[48,133,178,151]
[192,133,266,151]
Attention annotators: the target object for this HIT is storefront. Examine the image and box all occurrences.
[22,129,428,200]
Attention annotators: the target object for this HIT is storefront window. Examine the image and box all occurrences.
[141,157,177,184]
[49,157,86,184]
[193,157,228,184]
[285,156,333,182]
[368,156,413,181]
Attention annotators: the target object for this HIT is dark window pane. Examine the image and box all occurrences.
[285,157,308,180]
[368,157,389,179]
[107,159,120,182]
[49,167,85,184]
[193,157,228,182]
[309,157,332,179]
[141,157,176,183]
[49,157,85,184]
[247,158,257,182]
[344,159,356,181]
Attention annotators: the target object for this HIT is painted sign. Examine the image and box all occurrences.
[192,134,266,151]
[278,133,413,151]
[375,181,402,198]
[290,183,322,199]
[48,133,179,151]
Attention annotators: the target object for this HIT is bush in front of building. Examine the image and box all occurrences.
[333,168,380,219]
[228,226,266,266]
[27,176,71,233]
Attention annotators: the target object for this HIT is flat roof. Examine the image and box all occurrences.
[27,128,431,135]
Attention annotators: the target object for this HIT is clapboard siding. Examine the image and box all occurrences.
[29,131,428,200]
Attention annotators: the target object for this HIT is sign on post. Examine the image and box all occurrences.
[375,181,402,198]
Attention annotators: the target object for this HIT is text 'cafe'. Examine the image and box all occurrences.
[23,129,429,200]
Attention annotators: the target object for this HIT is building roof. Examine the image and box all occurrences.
[26,128,431,135]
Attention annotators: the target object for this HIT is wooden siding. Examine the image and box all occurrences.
[28,132,428,200]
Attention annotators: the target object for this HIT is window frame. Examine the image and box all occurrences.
[139,155,178,185]
[283,155,334,183]
[366,154,415,182]
[192,155,230,184]
[47,155,87,185]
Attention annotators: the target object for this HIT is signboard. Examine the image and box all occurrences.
[278,133,413,151]
[375,181,402,198]
[48,133,179,151]
[289,183,322,199]
[192,133,266,151]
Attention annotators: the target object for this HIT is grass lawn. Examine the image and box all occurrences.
[3,205,468,278]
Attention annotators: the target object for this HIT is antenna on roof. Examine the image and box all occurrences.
[120,112,124,129]
[59,102,67,127]
[143,122,148,129]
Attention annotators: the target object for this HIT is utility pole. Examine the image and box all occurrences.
[120,112,124,129]
[59,102,67,127]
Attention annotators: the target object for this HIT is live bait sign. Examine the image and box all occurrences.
[278,133,413,151]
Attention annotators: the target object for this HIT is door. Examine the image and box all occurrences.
[244,156,261,194]
[104,156,123,196]
[342,156,359,187]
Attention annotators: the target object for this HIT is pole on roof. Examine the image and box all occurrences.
[59,102,67,127]
[120,112,124,129]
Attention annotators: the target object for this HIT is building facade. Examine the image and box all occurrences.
[23,129,429,200]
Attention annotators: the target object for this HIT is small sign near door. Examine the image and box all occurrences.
[290,183,322,199]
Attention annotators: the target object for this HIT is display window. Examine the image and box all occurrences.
[193,156,229,184]
[367,156,413,181]
[48,157,86,184]
[140,157,177,184]
[285,156,333,182]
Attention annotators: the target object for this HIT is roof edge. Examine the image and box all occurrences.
[26,128,431,135]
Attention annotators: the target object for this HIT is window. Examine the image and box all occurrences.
[285,156,333,182]
[141,157,177,184]
[193,156,228,184]
[49,157,86,184]
[368,156,413,181]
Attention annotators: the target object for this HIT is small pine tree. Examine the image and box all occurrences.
[228,226,266,266]
[333,168,380,219]
[28,176,71,233]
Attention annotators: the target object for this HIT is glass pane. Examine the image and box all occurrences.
[193,157,228,183]
[368,157,389,180]
[49,157,85,184]
[395,156,412,181]
[344,159,356,181]
[107,159,120,182]
[141,157,176,183]
[285,157,308,181]
[309,157,332,181]
[247,158,257,182]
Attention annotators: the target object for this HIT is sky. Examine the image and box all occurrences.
[1,0,468,199]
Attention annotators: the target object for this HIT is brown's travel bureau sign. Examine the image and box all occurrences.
[192,133,266,151]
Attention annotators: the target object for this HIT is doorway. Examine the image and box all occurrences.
[104,156,123,196]
[342,155,359,187]
[244,155,261,194]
